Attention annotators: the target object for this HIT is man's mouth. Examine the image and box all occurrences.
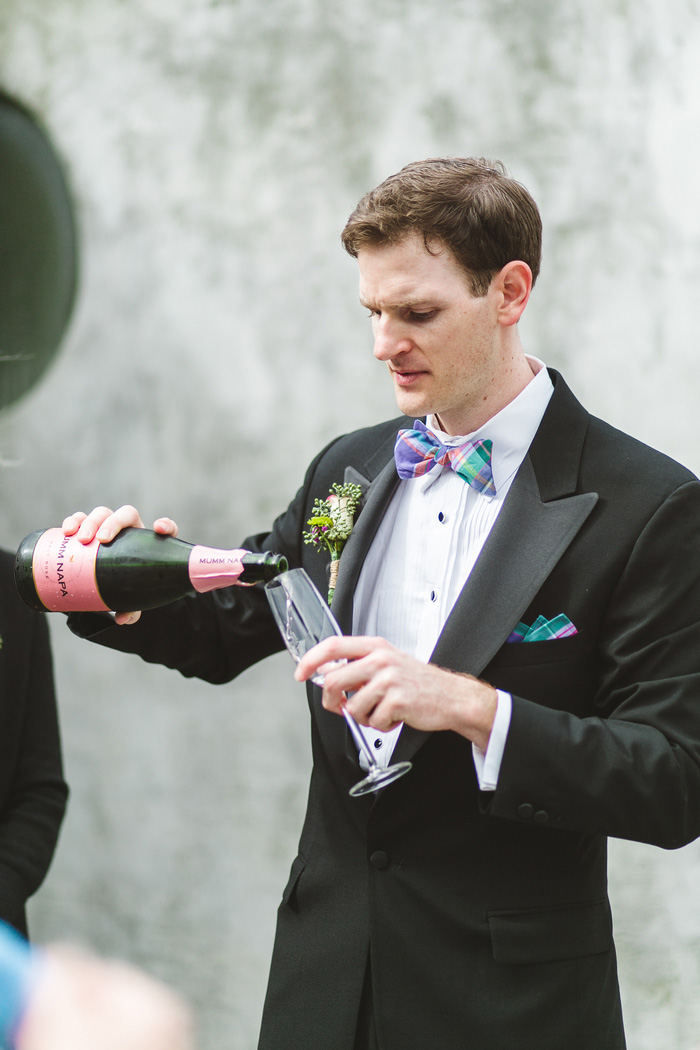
[391,368,427,387]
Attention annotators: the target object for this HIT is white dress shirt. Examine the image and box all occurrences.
[351,357,554,787]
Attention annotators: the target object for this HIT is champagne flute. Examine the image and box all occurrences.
[265,568,412,797]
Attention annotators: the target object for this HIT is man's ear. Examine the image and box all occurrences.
[494,260,532,327]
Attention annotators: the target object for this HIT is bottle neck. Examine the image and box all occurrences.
[188,546,253,593]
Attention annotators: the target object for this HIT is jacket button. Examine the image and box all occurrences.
[533,810,549,824]
[517,803,534,820]
[370,850,389,870]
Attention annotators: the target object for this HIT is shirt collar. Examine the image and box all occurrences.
[424,356,554,494]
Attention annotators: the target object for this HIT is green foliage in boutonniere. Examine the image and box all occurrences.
[303,481,363,602]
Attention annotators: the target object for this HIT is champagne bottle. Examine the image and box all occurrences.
[14,527,288,614]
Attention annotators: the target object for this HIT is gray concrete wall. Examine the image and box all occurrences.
[1,1,700,1047]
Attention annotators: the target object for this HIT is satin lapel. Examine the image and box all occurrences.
[312,437,400,788]
[391,454,599,766]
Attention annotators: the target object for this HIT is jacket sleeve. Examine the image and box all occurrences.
[0,608,68,934]
[488,479,700,849]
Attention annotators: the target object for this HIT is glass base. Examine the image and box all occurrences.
[348,760,413,797]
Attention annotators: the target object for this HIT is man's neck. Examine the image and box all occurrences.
[434,351,538,436]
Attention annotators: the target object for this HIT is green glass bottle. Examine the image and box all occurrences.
[14,527,288,613]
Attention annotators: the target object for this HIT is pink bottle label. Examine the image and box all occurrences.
[188,546,253,592]
[32,529,110,612]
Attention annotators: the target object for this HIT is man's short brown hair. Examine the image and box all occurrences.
[341,157,542,296]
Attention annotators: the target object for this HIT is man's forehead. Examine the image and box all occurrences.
[357,236,464,307]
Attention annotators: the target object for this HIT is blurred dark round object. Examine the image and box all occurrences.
[0,93,78,408]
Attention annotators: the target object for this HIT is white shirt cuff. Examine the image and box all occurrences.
[472,690,512,791]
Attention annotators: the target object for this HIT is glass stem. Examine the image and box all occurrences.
[341,705,378,769]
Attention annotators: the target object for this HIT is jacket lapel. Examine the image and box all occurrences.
[331,440,401,634]
[311,432,401,789]
[433,458,598,678]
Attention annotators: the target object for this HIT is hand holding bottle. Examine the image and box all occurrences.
[63,505,179,542]
[62,506,179,624]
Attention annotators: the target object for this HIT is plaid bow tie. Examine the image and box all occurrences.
[394,420,496,495]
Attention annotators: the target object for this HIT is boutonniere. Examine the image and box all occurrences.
[303,482,363,603]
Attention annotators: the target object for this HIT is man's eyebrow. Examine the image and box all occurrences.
[359,296,441,310]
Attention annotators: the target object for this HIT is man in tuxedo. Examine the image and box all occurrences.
[64,158,700,1050]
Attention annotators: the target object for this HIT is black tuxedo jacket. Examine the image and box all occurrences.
[69,372,700,1050]
[0,549,68,936]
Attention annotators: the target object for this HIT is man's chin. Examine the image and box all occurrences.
[393,389,432,420]
[392,379,455,427]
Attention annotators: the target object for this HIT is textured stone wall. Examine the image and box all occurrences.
[1,1,700,1047]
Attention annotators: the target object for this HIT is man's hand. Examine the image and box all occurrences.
[295,636,498,751]
[61,506,179,625]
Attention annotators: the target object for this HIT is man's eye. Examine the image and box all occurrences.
[408,310,435,322]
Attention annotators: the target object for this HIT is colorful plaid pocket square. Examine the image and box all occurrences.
[507,614,578,643]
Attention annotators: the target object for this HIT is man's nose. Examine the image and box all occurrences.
[373,318,413,361]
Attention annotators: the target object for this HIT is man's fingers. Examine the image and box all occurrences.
[295,636,383,681]
[294,636,398,726]
[61,511,88,536]
[152,517,179,538]
[63,506,178,547]
[323,657,376,699]
[61,506,112,543]
[94,505,145,543]
[62,505,144,545]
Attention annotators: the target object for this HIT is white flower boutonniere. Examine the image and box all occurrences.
[303,482,363,603]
